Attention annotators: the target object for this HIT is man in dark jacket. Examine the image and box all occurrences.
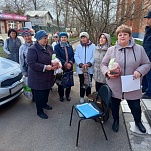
[142,11,151,99]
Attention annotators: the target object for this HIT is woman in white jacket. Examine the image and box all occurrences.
[74,32,95,103]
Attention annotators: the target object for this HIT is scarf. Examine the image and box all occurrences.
[80,39,92,46]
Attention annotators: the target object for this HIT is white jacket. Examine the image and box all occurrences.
[74,43,95,74]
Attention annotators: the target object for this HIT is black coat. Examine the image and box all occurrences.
[143,26,151,61]
[27,42,55,90]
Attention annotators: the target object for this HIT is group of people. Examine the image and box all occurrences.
[2,11,151,134]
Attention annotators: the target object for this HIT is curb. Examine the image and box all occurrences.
[141,99,151,127]
[122,112,133,151]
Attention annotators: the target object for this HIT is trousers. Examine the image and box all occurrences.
[111,97,141,123]
[32,89,50,114]
[95,82,104,92]
[58,85,71,98]
[78,74,93,97]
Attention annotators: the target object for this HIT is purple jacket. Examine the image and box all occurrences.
[101,38,151,100]
[27,42,55,90]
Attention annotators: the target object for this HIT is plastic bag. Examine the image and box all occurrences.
[51,54,63,75]
[23,76,33,100]
[108,58,122,77]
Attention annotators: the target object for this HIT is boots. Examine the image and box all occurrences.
[112,120,119,132]
[135,122,146,133]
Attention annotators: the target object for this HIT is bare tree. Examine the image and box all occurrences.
[2,0,50,14]
[67,0,117,43]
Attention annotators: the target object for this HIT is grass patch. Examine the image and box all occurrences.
[111,36,117,45]
[0,46,7,58]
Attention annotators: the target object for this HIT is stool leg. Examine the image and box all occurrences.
[69,105,74,126]
[98,118,108,140]
[76,119,83,146]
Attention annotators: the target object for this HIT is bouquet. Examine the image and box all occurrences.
[108,58,122,76]
[51,54,63,75]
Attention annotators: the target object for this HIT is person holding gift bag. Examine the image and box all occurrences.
[54,32,75,102]
[27,30,61,119]
[101,25,151,133]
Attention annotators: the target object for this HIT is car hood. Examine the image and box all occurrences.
[0,57,20,76]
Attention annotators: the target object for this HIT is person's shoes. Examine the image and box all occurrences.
[37,112,48,119]
[142,93,151,99]
[135,122,146,133]
[43,104,52,110]
[112,120,119,132]
[59,97,64,102]
[80,97,84,103]
[66,97,71,101]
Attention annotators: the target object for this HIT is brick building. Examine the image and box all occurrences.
[116,0,151,39]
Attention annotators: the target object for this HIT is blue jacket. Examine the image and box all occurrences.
[143,26,151,61]
[74,43,95,74]
[27,41,55,90]
[54,42,75,71]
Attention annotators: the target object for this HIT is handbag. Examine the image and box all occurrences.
[62,71,74,88]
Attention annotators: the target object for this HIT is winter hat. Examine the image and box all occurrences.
[59,32,68,38]
[79,32,89,39]
[22,31,32,37]
[34,30,48,41]
[144,11,151,18]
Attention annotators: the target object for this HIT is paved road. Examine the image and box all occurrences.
[0,74,131,151]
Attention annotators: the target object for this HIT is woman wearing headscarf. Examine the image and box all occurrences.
[54,32,75,102]
[101,25,151,133]
[3,29,22,63]
[74,32,95,103]
[94,33,111,92]
[27,30,60,119]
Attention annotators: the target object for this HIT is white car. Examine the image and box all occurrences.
[0,57,23,106]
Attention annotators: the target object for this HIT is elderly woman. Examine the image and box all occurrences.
[94,33,111,92]
[101,25,151,133]
[54,32,75,102]
[3,29,22,63]
[19,31,34,77]
[27,30,59,119]
[74,32,95,103]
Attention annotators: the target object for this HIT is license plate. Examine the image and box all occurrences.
[10,83,23,94]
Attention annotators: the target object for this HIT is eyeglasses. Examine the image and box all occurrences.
[53,36,58,38]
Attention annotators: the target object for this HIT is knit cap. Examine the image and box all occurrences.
[79,32,89,39]
[59,32,68,38]
[34,30,48,41]
[22,31,32,37]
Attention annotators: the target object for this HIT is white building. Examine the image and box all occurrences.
[25,11,53,27]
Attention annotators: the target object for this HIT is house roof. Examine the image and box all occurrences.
[25,11,53,19]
